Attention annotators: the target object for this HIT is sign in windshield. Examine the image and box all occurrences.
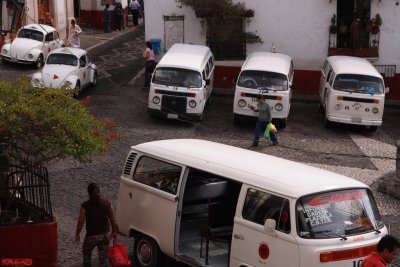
[333,74,384,94]
[297,189,384,239]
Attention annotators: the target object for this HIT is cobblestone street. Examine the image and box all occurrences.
[1,23,399,266]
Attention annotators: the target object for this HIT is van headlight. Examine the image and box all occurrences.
[189,100,196,108]
[372,107,379,114]
[152,96,160,104]
[275,103,283,111]
[238,99,246,108]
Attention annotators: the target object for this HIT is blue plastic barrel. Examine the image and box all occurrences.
[150,38,161,54]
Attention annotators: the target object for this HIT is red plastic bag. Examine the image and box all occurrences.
[108,239,131,267]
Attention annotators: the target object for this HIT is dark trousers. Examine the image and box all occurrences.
[145,60,155,87]
[115,16,122,31]
[253,120,278,145]
[131,9,139,26]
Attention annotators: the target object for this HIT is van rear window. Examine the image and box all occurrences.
[237,70,288,91]
[333,74,384,94]
[297,189,384,239]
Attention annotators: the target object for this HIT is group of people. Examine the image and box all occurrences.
[103,1,144,33]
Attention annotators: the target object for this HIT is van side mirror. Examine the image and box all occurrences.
[385,87,390,94]
[264,218,277,236]
[325,82,330,88]
[202,80,206,87]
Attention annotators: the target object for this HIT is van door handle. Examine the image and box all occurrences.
[233,234,244,240]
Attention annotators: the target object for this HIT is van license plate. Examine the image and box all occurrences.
[351,117,362,123]
[167,113,178,119]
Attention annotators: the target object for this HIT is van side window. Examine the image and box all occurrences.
[242,188,291,233]
[326,69,333,83]
[328,71,335,86]
[133,156,182,194]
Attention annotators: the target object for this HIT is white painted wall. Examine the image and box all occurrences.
[145,0,400,72]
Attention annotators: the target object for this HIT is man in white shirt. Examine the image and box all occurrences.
[129,0,140,26]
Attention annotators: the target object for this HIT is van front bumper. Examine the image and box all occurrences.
[148,108,202,122]
[328,115,382,126]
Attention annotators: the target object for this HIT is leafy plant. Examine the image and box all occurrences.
[330,14,337,34]
[0,80,122,167]
[374,13,382,27]
[245,32,263,44]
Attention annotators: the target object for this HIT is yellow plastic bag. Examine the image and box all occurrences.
[269,123,277,134]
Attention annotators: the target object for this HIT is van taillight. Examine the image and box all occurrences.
[320,244,377,262]
[240,92,247,97]
[337,96,343,100]
[373,99,379,104]
[277,96,283,101]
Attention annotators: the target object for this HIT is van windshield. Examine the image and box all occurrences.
[237,70,288,91]
[333,74,384,94]
[297,189,384,239]
[153,67,202,88]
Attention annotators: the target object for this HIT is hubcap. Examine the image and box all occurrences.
[138,241,151,264]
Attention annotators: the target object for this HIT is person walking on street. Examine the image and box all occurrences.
[144,40,155,88]
[113,2,123,32]
[129,0,140,26]
[360,235,399,267]
[103,4,111,33]
[75,183,117,267]
[68,19,82,48]
[248,95,279,147]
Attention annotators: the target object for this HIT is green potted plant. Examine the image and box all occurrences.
[329,14,337,34]
[371,13,382,34]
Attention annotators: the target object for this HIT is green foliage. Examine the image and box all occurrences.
[245,32,263,44]
[374,13,382,27]
[331,14,337,26]
[0,80,120,166]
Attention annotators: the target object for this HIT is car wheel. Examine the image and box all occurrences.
[134,234,160,267]
[35,54,44,69]
[91,71,98,87]
[73,81,81,99]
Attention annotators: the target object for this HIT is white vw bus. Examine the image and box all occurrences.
[233,52,294,128]
[116,139,387,267]
[319,56,388,131]
[148,43,214,122]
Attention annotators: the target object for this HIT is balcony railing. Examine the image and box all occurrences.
[328,29,380,58]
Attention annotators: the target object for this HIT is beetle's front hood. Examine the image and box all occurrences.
[42,65,77,88]
[10,38,42,59]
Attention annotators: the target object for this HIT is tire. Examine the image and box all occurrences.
[278,118,287,129]
[233,114,241,125]
[206,95,211,106]
[35,54,43,69]
[367,126,378,132]
[91,71,98,87]
[134,234,160,267]
[73,81,81,99]
[324,116,332,128]
[2,58,8,65]
[319,101,324,113]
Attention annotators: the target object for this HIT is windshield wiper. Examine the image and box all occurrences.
[310,230,348,241]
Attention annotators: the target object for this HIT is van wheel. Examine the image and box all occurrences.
[319,102,324,113]
[233,114,241,125]
[198,111,205,122]
[134,234,160,267]
[278,118,287,129]
[367,126,378,132]
[324,116,332,128]
[206,96,211,106]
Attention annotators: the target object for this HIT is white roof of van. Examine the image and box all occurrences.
[157,43,211,71]
[327,56,382,78]
[241,52,292,75]
[131,139,367,199]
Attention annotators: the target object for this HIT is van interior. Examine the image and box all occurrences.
[178,168,242,266]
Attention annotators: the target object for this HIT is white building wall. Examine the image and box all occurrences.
[145,0,400,71]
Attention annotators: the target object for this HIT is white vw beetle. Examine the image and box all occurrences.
[31,47,98,96]
[1,24,64,68]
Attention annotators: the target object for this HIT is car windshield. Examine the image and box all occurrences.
[333,74,384,94]
[17,29,44,42]
[297,189,384,239]
[152,67,202,88]
[237,70,288,91]
[46,54,78,66]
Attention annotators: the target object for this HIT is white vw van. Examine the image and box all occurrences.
[116,139,387,267]
[147,43,214,122]
[319,56,388,131]
[233,52,294,128]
